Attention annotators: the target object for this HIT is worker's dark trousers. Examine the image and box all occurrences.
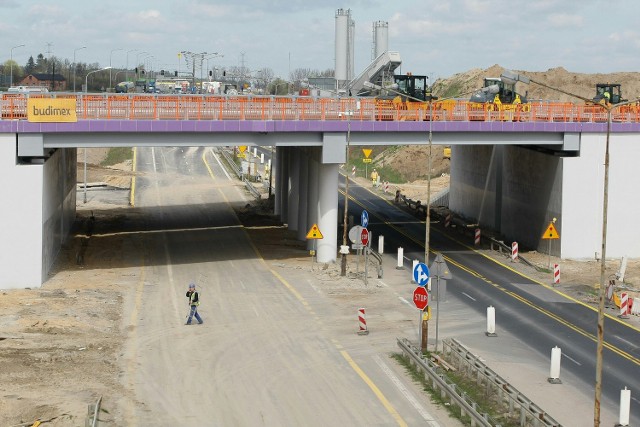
[187,305,203,324]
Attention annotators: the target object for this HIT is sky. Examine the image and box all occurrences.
[2,0,640,81]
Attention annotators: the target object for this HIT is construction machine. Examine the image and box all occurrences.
[468,77,530,120]
[592,83,627,105]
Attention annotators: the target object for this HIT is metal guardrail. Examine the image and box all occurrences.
[397,337,494,426]
[218,148,261,200]
[398,337,561,427]
[443,338,561,427]
[488,237,537,269]
[365,246,383,279]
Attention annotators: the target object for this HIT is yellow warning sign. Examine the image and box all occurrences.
[362,148,372,158]
[238,146,247,153]
[541,222,560,240]
[306,224,324,239]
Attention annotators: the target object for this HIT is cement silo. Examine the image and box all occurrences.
[372,21,389,60]
[335,8,354,87]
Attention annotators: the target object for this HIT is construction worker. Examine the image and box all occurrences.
[185,283,203,325]
[371,168,379,187]
[604,90,611,106]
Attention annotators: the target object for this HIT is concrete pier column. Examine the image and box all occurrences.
[278,147,289,223]
[317,163,339,263]
[287,148,300,231]
[296,149,309,241]
[306,148,320,250]
[274,146,283,216]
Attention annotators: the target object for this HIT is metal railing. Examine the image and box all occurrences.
[442,338,561,427]
[398,337,561,426]
[218,148,261,200]
[3,92,640,124]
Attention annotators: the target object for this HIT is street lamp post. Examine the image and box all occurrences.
[339,99,360,276]
[364,80,493,351]
[73,46,86,93]
[500,69,640,427]
[126,49,137,83]
[109,48,123,92]
[135,51,148,79]
[10,44,25,88]
[83,66,111,204]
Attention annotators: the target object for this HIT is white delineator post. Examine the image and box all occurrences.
[548,346,562,384]
[378,235,384,254]
[396,247,403,269]
[412,259,418,283]
[619,387,631,426]
[486,306,497,337]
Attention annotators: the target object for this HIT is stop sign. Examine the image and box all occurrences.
[413,286,429,310]
[361,228,369,246]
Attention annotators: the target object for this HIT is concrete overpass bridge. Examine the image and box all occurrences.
[2,93,640,289]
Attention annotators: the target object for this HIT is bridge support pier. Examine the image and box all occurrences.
[317,163,339,263]
[306,148,320,251]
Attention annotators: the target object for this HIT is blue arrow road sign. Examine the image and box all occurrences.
[361,210,369,228]
[413,262,430,287]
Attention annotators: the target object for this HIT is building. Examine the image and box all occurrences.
[18,73,66,91]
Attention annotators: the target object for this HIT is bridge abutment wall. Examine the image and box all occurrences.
[451,133,640,259]
[0,134,76,289]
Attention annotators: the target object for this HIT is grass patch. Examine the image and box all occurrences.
[100,147,133,166]
[392,351,523,426]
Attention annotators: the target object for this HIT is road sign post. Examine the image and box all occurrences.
[412,262,430,353]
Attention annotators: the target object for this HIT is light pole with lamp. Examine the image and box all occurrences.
[500,69,640,427]
[109,48,123,92]
[135,51,148,79]
[83,66,111,204]
[339,99,361,276]
[125,49,137,83]
[10,44,25,88]
[72,46,86,92]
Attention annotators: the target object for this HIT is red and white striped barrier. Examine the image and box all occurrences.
[444,213,451,228]
[383,181,389,193]
[474,228,481,246]
[620,293,630,318]
[351,165,356,176]
[357,307,369,335]
[553,263,560,284]
[511,242,519,261]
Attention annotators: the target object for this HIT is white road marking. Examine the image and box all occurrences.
[398,296,411,307]
[561,352,582,366]
[613,334,639,349]
[373,355,440,426]
[209,148,232,180]
[462,292,476,301]
[377,280,389,288]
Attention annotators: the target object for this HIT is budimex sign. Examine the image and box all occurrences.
[27,98,77,123]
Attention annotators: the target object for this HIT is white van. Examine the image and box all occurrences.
[7,86,49,93]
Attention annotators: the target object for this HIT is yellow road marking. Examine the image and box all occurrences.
[204,160,406,424]
[340,350,408,427]
[129,147,137,207]
[344,189,640,365]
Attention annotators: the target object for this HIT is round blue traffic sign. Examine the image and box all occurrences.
[361,210,369,228]
[413,262,430,287]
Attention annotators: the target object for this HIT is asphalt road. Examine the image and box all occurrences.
[121,147,456,426]
[343,176,640,425]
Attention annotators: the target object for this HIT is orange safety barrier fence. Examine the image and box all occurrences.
[2,93,640,125]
